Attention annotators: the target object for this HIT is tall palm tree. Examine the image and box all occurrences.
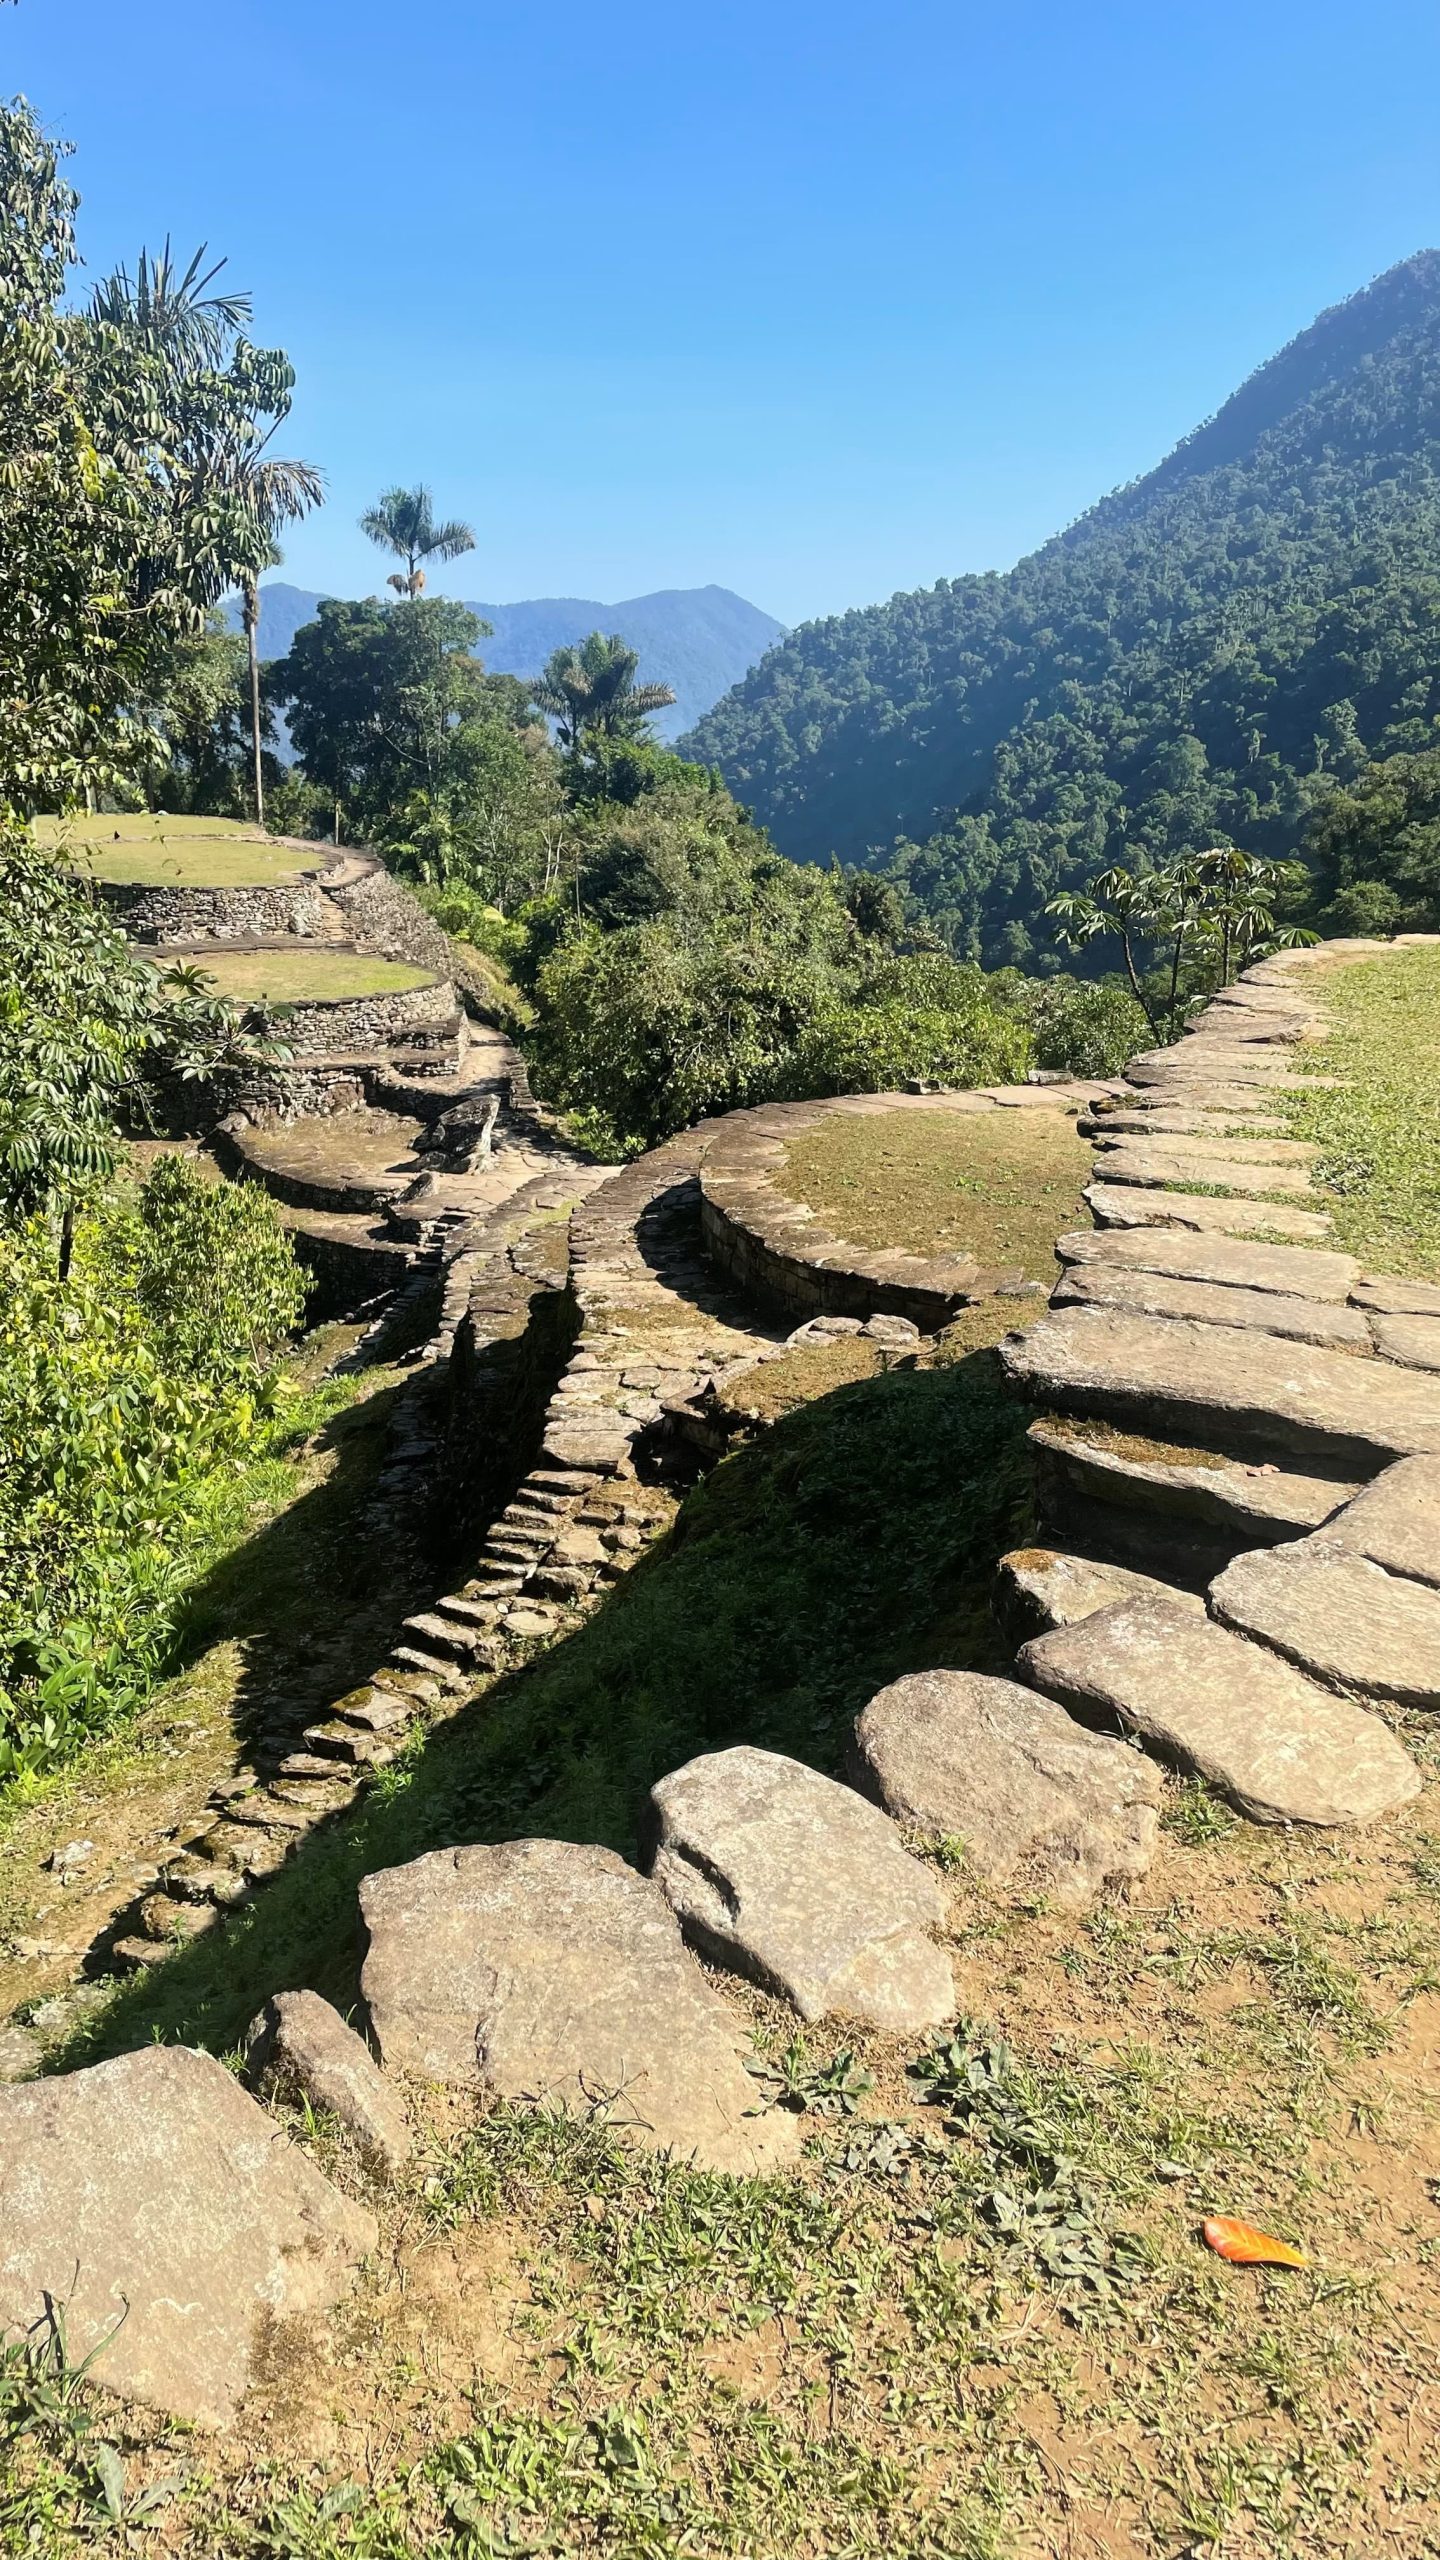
[229,446,326,824]
[533,632,676,752]
[91,241,323,827]
[359,484,475,599]
[90,238,252,365]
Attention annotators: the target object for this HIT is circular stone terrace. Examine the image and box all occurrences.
[699,1083,1108,1329]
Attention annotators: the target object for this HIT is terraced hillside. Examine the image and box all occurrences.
[4,932,1440,2560]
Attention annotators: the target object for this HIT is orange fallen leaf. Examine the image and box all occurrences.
[1202,2214,1308,2268]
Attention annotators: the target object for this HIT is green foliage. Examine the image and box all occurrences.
[990,969,1151,1074]
[129,1153,310,1382]
[684,252,1440,960]
[789,953,1032,1096]
[0,1167,307,1781]
[0,97,306,809]
[1299,744,1440,931]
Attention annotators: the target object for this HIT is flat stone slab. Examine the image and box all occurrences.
[1313,1457,1440,1588]
[995,1545,1208,1641]
[1055,1227,1359,1302]
[1084,1107,1290,1138]
[1209,1542,1440,1707]
[1094,1128,1319,1163]
[852,1669,1161,1909]
[1018,1596,1421,1826]
[359,1839,798,2176]
[1053,1261,1373,1350]
[1097,1144,1318,1198]
[1028,1417,1357,1540]
[1114,1082,1317,1119]
[1086,1184,1332,1242]
[644,1746,952,2031]
[1003,1307,1440,1468]
[1373,1313,1440,1372]
[246,1989,412,2174]
[0,2047,375,2427]
[1354,1275,1440,1317]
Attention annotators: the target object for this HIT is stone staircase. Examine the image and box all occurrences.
[993,937,1440,1827]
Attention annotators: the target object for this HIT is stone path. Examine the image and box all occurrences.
[997,935,1440,1823]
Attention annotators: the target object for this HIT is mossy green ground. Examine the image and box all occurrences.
[7,1329,1440,2557]
[34,812,311,888]
[191,948,437,1005]
[781,1108,1092,1276]
[1283,944,1440,1278]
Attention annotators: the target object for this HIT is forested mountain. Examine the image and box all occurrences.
[682,253,1440,965]
[228,581,783,740]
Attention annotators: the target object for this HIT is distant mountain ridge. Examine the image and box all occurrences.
[227,581,785,742]
[682,251,1440,965]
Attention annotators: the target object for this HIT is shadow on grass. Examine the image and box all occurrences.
[66,1345,1034,2067]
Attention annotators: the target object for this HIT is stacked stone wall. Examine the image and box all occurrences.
[101,877,333,943]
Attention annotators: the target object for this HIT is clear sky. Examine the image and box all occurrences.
[7,0,1440,628]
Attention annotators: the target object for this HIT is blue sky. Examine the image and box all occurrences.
[7,0,1440,627]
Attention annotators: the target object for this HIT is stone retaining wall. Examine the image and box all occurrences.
[328,865,457,981]
[103,875,334,944]
[263,975,457,1054]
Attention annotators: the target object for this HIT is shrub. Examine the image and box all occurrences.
[993,973,1150,1075]
[0,1166,308,1781]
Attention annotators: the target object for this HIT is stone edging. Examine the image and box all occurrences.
[699,1085,1111,1329]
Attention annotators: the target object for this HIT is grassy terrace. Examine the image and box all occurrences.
[190,946,436,1005]
[781,1104,1093,1276]
[33,812,314,888]
[1283,942,1440,1278]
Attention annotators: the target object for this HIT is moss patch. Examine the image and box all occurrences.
[1282,944,1440,1278]
[781,1107,1091,1276]
[189,947,436,1005]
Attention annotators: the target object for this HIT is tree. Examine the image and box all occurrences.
[272,594,509,826]
[1047,847,1314,1040]
[1299,746,1440,931]
[90,232,325,828]
[0,99,308,811]
[359,483,475,599]
[534,633,677,755]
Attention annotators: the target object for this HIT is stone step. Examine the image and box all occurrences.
[1005,1307,1440,1469]
[400,1611,482,1662]
[1093,1127,1319,1163]
[1096,1144,1318,1199]
[994,1546,1206,1644]
[1080,1107,1290,1139]
[387,1643,466,1687]
[1208,1541,1440,1708]
[1086,1184,1332,1242]
[1028,1415,1358,1550]
[1052,1261,1373,1351]
[1373,1313,1440,1373]
[1054,1227,1359,1302]
[1018,1595,1420,1827]
[1354,1275,1440,1317]
[1311,1456,1440,1589]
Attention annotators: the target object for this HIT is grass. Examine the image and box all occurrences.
[187,948,437,1005]
[33,812,312,888]
[1282,944,1440,1278]
[781,1108,1092,1276]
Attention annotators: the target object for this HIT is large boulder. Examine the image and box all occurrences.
[0,2046,375,2427]
[852,1669,1161,1909]
[359,1839,798,2177]
[245,1989,412,2176]
[643,1746,953,2032]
